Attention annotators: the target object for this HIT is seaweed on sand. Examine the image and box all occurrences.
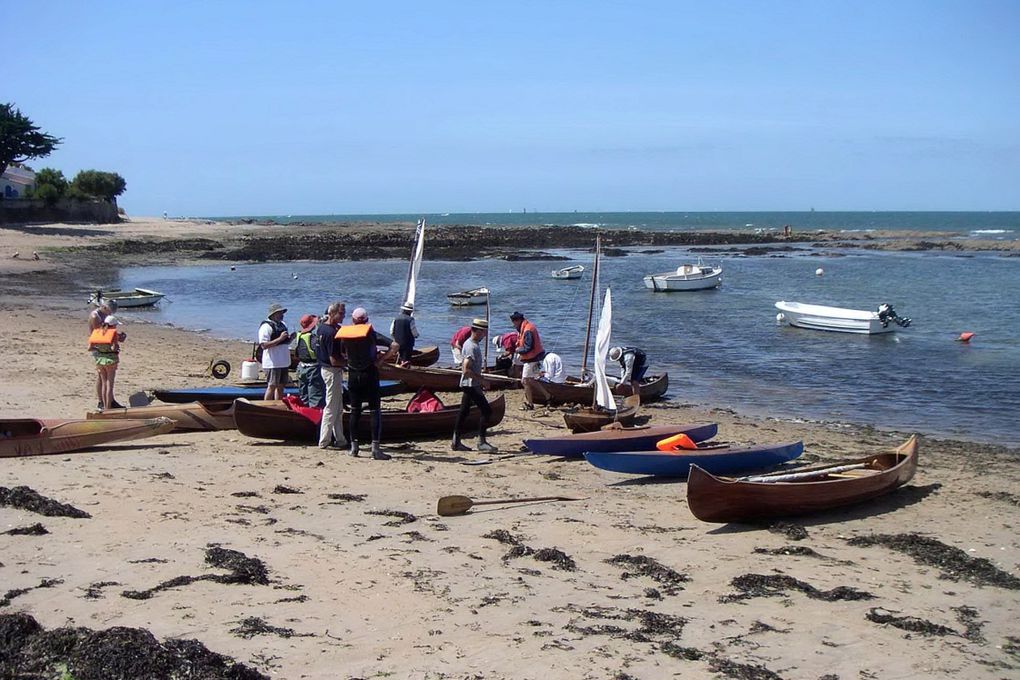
[847,533,1020,589]
[121,546,269,600]
[753,546,827,559]
[3,523,48,536]
[721,574,874,603]
[366,509,417,526]
[865,607,958,636]
[0,611,268,679]
[0,485,90,518]
[325,492,367,503]
[482,529,525,546]
[605,554,689,595]
[1,578,63,608]
[230,616,311,639]
[272,484,302,494]
[767,522,808,541]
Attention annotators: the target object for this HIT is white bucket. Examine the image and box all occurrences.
[240,360,260,382]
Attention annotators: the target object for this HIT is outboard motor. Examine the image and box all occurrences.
[877,303,911,328]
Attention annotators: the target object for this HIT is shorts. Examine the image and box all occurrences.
[266,367,290,386]
[521,361,541,379]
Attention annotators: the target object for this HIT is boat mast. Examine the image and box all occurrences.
[403,218,426,306]
[580,234,600,378]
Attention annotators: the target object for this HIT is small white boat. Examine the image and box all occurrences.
[88,288,166,308]
[552,265,585,280]
[643,260,722,291]
[447,287,489,306]
[775,301,911,335]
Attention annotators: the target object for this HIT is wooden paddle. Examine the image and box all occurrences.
[437,494,586,516]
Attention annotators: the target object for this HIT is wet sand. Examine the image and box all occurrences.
[1,217,1018,678]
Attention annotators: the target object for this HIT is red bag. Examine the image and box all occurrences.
[406,388,444,413]
[283,395,323,424]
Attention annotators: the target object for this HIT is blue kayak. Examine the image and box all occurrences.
[153,380,404,404]
[524,423,718,458]
[583,441,804,477]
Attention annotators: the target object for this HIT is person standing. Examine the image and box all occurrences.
[293,313,325,407]
[258,303,291,401]
[510,311,546,410]
[316,302,347,450]
[452,319,497,452]
[450,325,472,367]
[88,300,123,409]
[338,307,398,460]
[609,346,648,397]
[390,303,419,366]
[88,315,125,411]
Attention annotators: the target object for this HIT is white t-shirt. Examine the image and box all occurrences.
[540,352,565,383]
[258,321,291,369]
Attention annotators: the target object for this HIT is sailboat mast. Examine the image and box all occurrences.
[580,234,600,377]
[402,218,426,306]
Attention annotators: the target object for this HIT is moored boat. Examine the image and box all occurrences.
[523,422,717,458]
[86,401,242,432]
[88,288,166,308]
[584,440,803,477]
[233,394,506,442]
[686,435,919,522]
[643,260,722,291]
[0,417,174,458]
[774,301,911,335]
[447,287,489,306]
[552,265,584,279]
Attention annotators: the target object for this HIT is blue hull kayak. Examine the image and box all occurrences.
[584,441,804,477]
[524,423,718,458]
[153,380,403,404]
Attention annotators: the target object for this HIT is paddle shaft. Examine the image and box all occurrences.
[471,495,583,507]
[739,462,867,483]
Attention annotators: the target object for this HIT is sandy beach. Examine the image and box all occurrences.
[2,218,1019,679]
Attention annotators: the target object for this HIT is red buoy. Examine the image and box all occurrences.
[957,332,975,342]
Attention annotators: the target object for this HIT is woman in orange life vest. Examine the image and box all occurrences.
[87,315,126,411]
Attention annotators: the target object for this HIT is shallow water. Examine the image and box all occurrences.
[112,244,1020,447]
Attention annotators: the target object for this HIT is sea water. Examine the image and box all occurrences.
[112,234,1020,448]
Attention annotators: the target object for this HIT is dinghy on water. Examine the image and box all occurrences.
[775,301,911,335]
[88,288,166,308]
[552,265,584,279]
[643,259,722,291]
[447,287,489,306]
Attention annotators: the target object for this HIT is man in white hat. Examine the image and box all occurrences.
[609,346,648,397]
[258,303,291,400]
[452,318,497,453]
[389,302,419,367]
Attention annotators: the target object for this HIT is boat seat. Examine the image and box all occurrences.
[828,469,880,479]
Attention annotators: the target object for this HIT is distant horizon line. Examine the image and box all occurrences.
[190,208,1020,219]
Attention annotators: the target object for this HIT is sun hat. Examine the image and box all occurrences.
[401,302,414,312]
[267,302,287,317]
[104,315,121,326]
[299,314,318,332]
[471,318,489,330]
[509,311,524,321]
[609,346,623,361]
[352,307,369,322]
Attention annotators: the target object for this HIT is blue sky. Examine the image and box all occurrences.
[7,1,1019,215]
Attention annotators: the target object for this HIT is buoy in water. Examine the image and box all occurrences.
[292,273,298,279]
[957,332,975,342]
[229,266,236,271]
[815,267,824,276]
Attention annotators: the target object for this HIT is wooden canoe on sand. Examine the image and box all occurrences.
[686,435,919,523]
[562,395,640,433]
[378,363,520,392]
[529,373,668,406]
[0,417,174,458]
[86,402,243,432]
[234,394,506,442]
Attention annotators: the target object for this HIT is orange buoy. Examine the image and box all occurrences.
[957,332,975,342]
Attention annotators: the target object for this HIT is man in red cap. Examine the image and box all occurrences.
[293,313,325,407]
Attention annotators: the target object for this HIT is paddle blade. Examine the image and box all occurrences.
[437,495,474,516]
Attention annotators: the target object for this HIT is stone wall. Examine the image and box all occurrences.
[0,198,120,224]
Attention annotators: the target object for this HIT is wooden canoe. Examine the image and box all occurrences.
[584,440,803,477]
[562,395,640,433]
[153,381,404,404]
[686,435,919,523]
[234,394,506,442]
[524,422,718,458]
[86,402,243,432]
[529,373,668,406]
[378,363,520,392]
[0,417,175,458]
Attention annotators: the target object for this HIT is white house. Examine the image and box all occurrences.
[1,165,36,199]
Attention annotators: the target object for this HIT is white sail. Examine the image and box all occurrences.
[403,217,426,307]
[593,287,616,412]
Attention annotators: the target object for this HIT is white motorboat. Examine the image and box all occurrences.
[775,301,911,335]
[643,260,722,291]
[447,287,489,306]
[552,265,584,280]
[88,288,166,308]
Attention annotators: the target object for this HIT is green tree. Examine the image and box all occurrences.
[28,167,69,205]
[0,103,62,178]
[71,169,127,202]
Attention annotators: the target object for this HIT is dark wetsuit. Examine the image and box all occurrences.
[340,327,393,442]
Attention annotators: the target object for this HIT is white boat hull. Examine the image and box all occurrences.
[775,301,895,335]
[643,265,722,291]
[552,265,584,279]
[89,288,165,308]
[447,288,489,306]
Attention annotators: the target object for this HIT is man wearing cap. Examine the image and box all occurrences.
[510,311,546,410]
[293,313,325,407]
[337,307,399,460]
[258,303,292,401]
[609,346,648,397]
[316,302,347,450]
[390,302,419,366]
[88,300,124,409]
[452,318,497,453]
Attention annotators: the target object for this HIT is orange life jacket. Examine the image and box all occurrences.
[515,319,544,362]
[656,433,699,452]
[335,323,373,340]
[88,327,118,349]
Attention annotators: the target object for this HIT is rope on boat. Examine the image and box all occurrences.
[738,462,868,483]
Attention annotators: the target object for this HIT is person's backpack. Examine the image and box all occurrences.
[406,388,444,413]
